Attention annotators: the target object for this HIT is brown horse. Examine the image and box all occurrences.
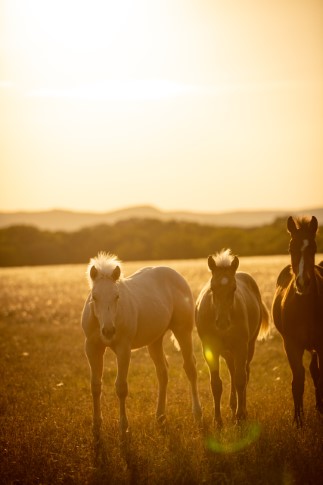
[272,216,323,426]
[196,249,269,428]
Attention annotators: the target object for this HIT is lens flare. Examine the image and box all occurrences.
[206,422,261,454]
[204,347,214,366]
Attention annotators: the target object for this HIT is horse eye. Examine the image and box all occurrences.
[115,295,120,301]
[91,294,97,302]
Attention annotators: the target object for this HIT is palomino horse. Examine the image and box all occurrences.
[195,249,269,428]
[81,252,202,439]
[272,216,323,426]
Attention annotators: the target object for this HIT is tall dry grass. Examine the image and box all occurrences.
[1,256,323,484]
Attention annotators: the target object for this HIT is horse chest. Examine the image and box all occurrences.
[200,328,244,355]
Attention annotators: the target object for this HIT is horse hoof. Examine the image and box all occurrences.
[293,415,303,428]
[193,407,203,423]
[235,414,247,426]
[92,423,102,442]
[156,414,167,426]
[120,427,131,445]
[214,418,223,430]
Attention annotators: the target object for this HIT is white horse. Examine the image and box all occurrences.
[81,252,202,439]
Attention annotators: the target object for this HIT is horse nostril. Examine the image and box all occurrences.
[102,326,115,339]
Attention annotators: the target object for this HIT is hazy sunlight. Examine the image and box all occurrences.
[1,0,323,213]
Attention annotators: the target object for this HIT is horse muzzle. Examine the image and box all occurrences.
[101,325,116,342]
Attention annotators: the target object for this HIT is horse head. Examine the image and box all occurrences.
[87,253,121,344]
[208,249,239,331]
[287,216,318,295]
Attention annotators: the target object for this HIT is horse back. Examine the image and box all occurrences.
[235,272,261,299]
[235,272,264,338]
[129,266,192,302]
[123,266,194,346]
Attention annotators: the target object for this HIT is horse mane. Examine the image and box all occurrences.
[212,248,235,267]
[292,216,314,230]
[86,252,123,287]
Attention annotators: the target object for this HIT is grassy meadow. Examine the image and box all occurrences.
[1,255,323,484]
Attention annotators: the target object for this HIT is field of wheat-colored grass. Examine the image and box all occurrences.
[1,255,323,484]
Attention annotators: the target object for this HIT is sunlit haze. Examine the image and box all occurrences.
[1,0,323,213]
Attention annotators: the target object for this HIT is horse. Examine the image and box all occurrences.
[81,252,202,439]
[195,249,269,428]
[272,216,323,426]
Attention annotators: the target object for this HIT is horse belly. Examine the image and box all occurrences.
[233,292,260,342]
[282,300,315,349]
[131,300,172,349]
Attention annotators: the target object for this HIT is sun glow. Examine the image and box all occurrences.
[27,80,198,101]
[1,0,323,213]
[4,0,188,100]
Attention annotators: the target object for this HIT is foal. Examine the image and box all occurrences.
[196,249,269,427]
[81,253,202,439]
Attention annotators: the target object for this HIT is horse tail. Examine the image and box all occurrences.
[258,299,270,340]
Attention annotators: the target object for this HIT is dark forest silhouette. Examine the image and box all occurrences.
[1,217,322,267]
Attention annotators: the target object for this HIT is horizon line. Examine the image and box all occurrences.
[1,204,322,215]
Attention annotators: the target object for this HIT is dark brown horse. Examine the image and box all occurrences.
[196,249,269,428]
[272,216,323,426]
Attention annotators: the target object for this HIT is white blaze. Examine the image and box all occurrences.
[298,239,309,284]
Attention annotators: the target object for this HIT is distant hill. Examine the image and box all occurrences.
[0,205,323,231]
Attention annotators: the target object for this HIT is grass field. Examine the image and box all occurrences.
[1,255,323,484]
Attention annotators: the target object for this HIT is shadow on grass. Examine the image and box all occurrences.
[90,430,128,485]
[85,411,323,484]
[91,428,146,485]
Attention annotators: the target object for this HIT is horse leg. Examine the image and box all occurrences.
[309,352,321,411]
[210,361,223,429]
[284,341,305,427]
[311,350,323,413]
[246,337,257,384]
[85,338,106,438]
[234,346,248,423]
[172,330,202,421]
[224,353,237,420]
[148,336,168,423]
[115,345,131,440]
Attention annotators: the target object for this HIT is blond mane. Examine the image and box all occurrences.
[213,248,235,267]
[86,252,123,287]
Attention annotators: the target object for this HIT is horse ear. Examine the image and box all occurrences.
[208,255,216,272]
[231,255,239,272]
[287,216,297,235]
[309,216,318,235]
[112,265,121,281]
[90,266,98,280]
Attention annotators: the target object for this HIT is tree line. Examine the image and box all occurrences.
[0,217,322,267]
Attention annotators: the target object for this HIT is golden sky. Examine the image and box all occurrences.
[1,0,323,213]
